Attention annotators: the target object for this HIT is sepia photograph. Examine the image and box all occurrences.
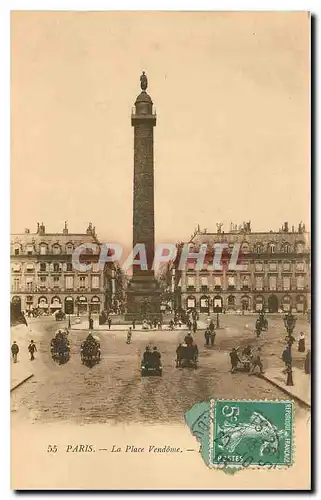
[10,10,311,490]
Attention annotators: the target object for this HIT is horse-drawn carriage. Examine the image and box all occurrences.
[141,348,162,376]
[176,343,199,369]
[80,335,101,367]
[55,310,66,321]
[50,329,70,364]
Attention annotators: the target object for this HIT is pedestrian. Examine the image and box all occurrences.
[229,348,240,373]
[204,328,210,346]
[184,332,194,347]
[11,341,19,363]
[210,330,216,347]
[192,320,197,334]
[209,320,215,334]
[304,349,311,374]
[132,318,136,330]
[28,340,37,361]
[249,347,264,375]
[298,332,306,353]
[282,345,292,373]
[108,317,112,330]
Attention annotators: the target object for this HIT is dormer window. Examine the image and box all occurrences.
[40,244,47,255]
[53,244,61,255]
[269,243,276,254]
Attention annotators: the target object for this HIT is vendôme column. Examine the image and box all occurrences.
[126,72,161,320]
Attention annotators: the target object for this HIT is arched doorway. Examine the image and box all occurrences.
[282,295,292,312]
[296,295,306,313]
[26,295,34,311]
[268,294,279,313]
[200,295,210,313]
[227,295,236,311]
[76,296,88,314]
[213,295,223,313]
[38,296,48,310]
[11,296,22,317]
[64,296,74,314]
[50,296,62,312]
[90,296,101,314]
[186,295,196,310]
[254,295,264,312]
[241,295,250,311]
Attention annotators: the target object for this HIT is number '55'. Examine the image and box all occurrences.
[47,445,57,453]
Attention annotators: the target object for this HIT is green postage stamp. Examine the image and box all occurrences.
[210,399,294,469]
[185,399,294,471]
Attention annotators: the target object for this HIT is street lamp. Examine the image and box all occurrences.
[68,314,71,329]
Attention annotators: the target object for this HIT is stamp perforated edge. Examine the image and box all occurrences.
[208,398,295,470]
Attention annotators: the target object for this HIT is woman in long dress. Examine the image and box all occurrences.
[298,332,306,353]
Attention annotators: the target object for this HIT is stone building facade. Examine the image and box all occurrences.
[172,222,310,314]
[10,222,115,315]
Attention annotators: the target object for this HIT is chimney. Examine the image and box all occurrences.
[292,225,295,232]
[63,221,68,235]
[37,222,40,233]
[284,222,288,233]
[25,228,30,234]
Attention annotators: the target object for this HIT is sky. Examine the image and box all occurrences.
[11,11,310,247]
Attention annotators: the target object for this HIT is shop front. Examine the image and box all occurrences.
[50,296,62,312]
[282,295,292,312]
[64,296,74,315]
[76,296,88,314]
[200,295,210,313]
[186,295,196,310]
[254,295,264,312]
[90,296,101,314]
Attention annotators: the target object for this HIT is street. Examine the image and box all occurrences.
[11,314,310,425]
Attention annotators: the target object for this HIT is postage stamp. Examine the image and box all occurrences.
[209,399,294,469]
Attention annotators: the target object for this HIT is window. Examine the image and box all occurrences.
[66,244,73,255]
[187,261,195,271]
[255,244,262,254]
[283,276,290,291]
[187,276,195,287]
[12,263,21,272]
[27,244,33,255]
[214,276,222,287]
[53,276,59,282]
[269,243,276,254]
[283,262,291,271]
[296,242,304,254]
[255,276,263,291]
[92,276,100,289]
[65,276,74,290]
[283,244,290,253]
[297,276,305,290]
[40,245,47,255]
[200,276,208,286]
[40,276,46,282]
[269,262,277,271]
[241,261,249,271]
[79,276,86,289]
[14,247,19,255]
[228,276,235,288]
[242,275,250,288]
[13,278,20,291]
[296,262,305,272]
[53,263,60,272]
[269,276,277,291]
[26,263,34,272]
[40,263,46,272]
[26,280,33,292]
[66,262,73,272]
[53,245,61,255]
[255,262,263,272]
